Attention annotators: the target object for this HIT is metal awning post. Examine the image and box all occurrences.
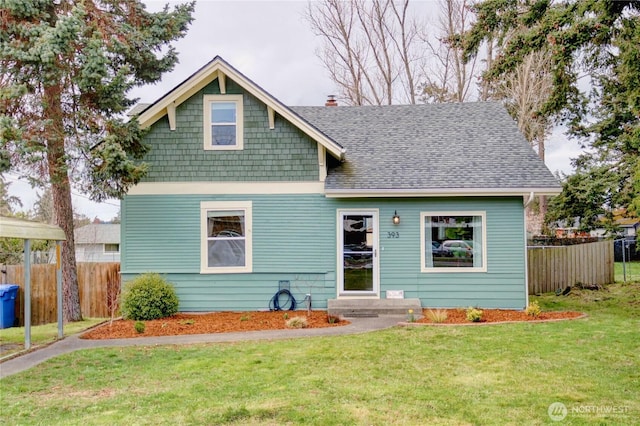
[56,241,63,338]
[24,239,31,350]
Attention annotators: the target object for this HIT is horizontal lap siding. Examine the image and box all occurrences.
[122,195,527,311]
[422,197,526,309]
[122,196,201,272]
[325,197,526,309]
[122,194,337,311]
[119,273,336,311]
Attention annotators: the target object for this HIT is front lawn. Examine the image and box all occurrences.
[1,283,638,425]
[615,261,640,282]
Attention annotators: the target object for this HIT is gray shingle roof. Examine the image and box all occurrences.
[291,102,560,193]
[74,224,120,244]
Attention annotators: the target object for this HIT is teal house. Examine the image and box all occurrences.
[122,56,560,312]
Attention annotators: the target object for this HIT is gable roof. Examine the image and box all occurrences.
[134,56,345,160]
[292,102,561,196]
[74,224,120,245]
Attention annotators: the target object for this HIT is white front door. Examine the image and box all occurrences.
[338,210,379,296]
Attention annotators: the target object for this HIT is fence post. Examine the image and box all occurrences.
[621,239,627,282]
[24,239,31,350]
[56,242,63,338]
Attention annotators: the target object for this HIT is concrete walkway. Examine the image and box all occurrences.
[0,315,404,379]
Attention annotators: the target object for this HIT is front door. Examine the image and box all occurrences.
[338,210,379,296]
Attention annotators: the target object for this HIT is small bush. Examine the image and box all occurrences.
[327,314,340,324]
[121,273,179,321]
[426,309,448,323]
[134,321,145,334]
[525,301,542,317]
[465,307,483,322]
[285,316,308,329]
[407,309,416,322]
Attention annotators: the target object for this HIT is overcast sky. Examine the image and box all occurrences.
[7,0,581,220]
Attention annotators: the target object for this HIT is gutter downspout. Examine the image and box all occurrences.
[523,192,535,308]
[524,191,535,208]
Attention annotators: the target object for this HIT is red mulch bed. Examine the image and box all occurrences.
[413,308,584,325]
[80,308,584,340]
[81,311,347,340]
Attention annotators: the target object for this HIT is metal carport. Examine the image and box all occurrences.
[0,216,66,349]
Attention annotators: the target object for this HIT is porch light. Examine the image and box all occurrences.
[392,210,400,225]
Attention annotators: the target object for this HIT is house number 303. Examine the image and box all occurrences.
[387,231,400,239]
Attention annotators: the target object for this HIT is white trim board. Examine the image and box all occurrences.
[325,188,562,198]
[127,181,325,195]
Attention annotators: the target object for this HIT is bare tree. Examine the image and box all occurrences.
[419,0,479,103]
[495,49,555,225]
[493,50,554,162]
[306,0,424,105]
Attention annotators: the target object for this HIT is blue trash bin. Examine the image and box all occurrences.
[0,284,20,329]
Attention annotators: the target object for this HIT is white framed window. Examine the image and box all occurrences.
[420,211,487,273]
[103,243,120,254]
[203,94,244,150]
[200,201,252,273]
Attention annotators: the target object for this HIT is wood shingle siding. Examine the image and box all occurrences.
[141,80,319,182]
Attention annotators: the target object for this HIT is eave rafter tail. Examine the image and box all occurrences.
[268,106,275,130]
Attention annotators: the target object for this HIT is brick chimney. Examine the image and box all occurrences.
[325,95,338,107]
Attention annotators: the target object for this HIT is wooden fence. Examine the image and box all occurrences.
[0,262,120,326]
[528,240,614,294]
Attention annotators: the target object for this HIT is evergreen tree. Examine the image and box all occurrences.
[0,0,194,320]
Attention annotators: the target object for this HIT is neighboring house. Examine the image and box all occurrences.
[591,217,639,241]
[74,224,121,263]
[122,56,560,311]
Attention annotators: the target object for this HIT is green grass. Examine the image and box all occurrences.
[1,284,639,425]
[615,261,640,282]
[0,318,106,358]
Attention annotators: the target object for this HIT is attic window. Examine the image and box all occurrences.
[203,94,243,150]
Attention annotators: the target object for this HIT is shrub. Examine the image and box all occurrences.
[285,316,308,329]
[525,301,542,317]
[465,307,483,322]
[426,309,448,323]
[120,273,179,320]
[327,314,340,324]
[134,321,145,334]
[407,309,416,322]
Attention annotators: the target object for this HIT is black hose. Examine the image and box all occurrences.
[269,289,296,311]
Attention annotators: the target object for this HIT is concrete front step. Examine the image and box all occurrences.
[327,298,422,317]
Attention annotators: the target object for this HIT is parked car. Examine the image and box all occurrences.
[431,241,453,257]
[442,240,474,258]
